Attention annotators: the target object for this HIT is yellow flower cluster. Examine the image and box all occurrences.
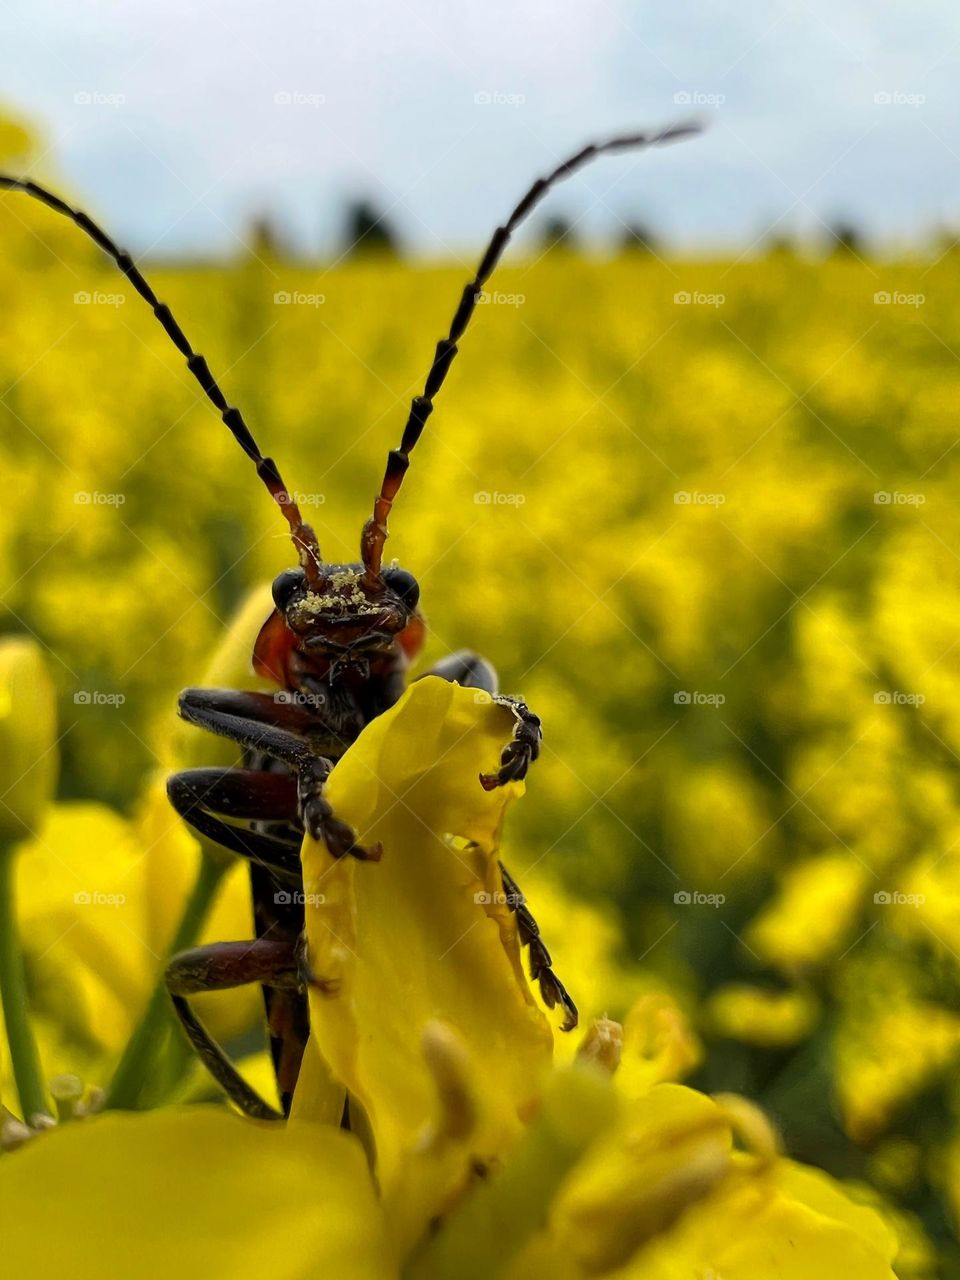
[0,110,958,1271]
[1,663,899,1278]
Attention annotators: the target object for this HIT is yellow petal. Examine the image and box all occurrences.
[614,994,701,1098]
[0,1108,392,1280]
[542,1083,734,1274]
[616,1157,898,1280]
[295,677,552,1207]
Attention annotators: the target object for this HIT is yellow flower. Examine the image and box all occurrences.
[2,1109,390,1280]
[0,659,898,1279]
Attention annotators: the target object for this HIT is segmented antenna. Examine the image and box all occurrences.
[0,175,325,585]
[359,120,702,583]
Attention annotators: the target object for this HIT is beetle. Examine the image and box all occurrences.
[0,121,697,1119]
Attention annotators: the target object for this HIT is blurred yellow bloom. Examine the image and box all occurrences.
[835,952,960,1143]
[0,636,57,840]
[706,982,820,1048]
[11,788,261,1079]
[746,850,869,971]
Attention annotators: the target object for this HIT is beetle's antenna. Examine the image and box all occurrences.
[0,175,326,587]
[359,120,702,583]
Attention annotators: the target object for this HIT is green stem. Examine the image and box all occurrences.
[105,853,226,1111]
[0,839,50,1121]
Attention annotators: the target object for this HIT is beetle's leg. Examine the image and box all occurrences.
[480,696,542,791]
[424,658,567,1021]
[166,938,300,1120]
[420,652,541,789]
[499,863,578,1032]
[167,768,301,879]
[178,688,323,767]
[176,689,377,860]
[297,756,382,862]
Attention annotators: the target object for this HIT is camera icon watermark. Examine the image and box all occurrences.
[73,690,126,707]
[674,290,725,308]
[873,490,925,506]
[874,690,925,706]
[473,90,526,107]
[474,490,526,506]
[873,90,925,107]
[273,90,326,107]
[874,890,925,906]
[74,290,125,308]
[673,90,725,108]
[873,290,924,308]
[73,890,126,906]
[474,290,525,308]
[674,490,725,507]
[73,90,125,108]
[674,690,725,707]
[274,290,325,307]
[73,491,126,507]
[474,889,524,907]
[674,889,726,907]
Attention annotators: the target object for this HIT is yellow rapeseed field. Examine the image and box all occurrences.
[2,118,960,1274]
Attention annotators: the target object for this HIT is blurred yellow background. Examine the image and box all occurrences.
[2,117,959,1275]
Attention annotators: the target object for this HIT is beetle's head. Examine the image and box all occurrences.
[271,561,421,657]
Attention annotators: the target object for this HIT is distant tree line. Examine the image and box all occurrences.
[245,198,936,264]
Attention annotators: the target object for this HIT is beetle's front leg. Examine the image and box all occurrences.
[166,938,300,1120]
[419,651,542,790]
[480,695,542,791]
[177,688,378,861]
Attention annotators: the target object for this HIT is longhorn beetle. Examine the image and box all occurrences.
[0,121,698,1119]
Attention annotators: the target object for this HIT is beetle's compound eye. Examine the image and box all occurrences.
[381,567,420,610]
[272,567,306,611]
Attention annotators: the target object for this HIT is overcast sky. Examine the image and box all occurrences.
[2,0,959,257]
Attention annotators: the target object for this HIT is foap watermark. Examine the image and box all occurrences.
[874,90,925,108]
[276,489,326,507]
[674,490,725,507]
[874,890,926,907]
[474,890,524,907]
[274,290,325,307]
[674,690,726,706]
[473,90,526,107]
[274,90,326,107]
[274,689,327,711]
[673,90,725,108]
[674,890,726,907]
[474,490,526,506]
[74,290,125,308]
[874,490,925,506]
[74,491,126,507]
[874,290,925,308]
[74,890,126,907]
[674,290,725,308]
[274,890,327,906]
[475,289,525,308]
[874,690,925,707]
[73,90,125,109]
[74,690,126,707]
